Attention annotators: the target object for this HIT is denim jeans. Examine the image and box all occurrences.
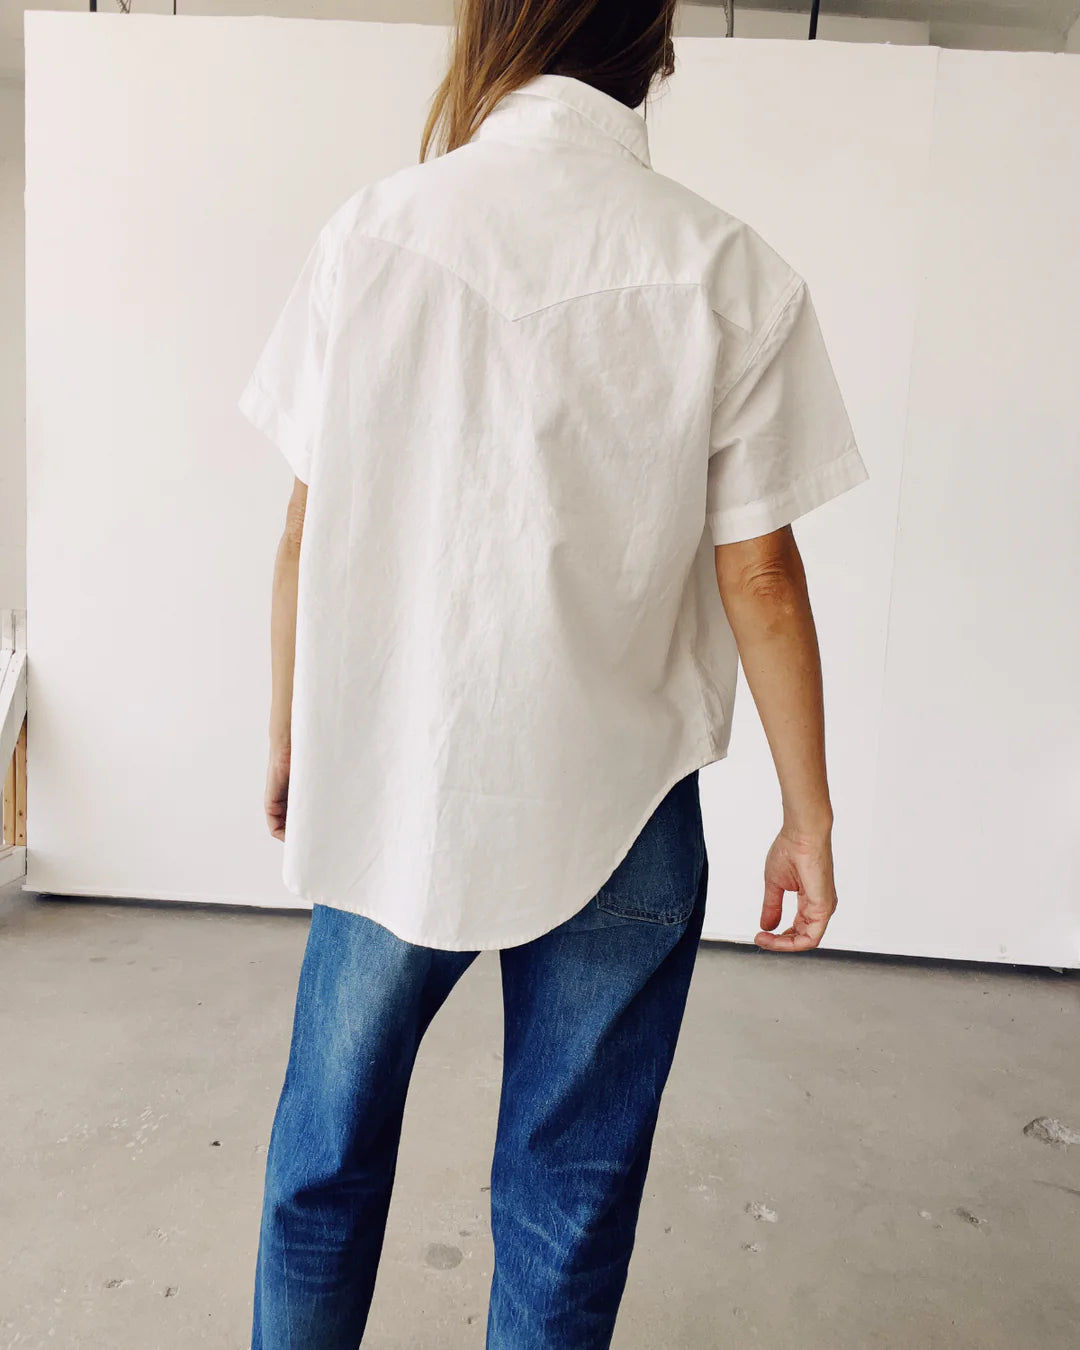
[251,768,708,1350]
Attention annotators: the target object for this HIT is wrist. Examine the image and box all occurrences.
[782,804,833,840]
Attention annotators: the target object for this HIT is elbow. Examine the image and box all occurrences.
[735,561,801,609]
[714,524,806,608]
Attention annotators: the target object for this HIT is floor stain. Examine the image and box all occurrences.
[424,1243,463,1270]
[1023,1116,1080,1148]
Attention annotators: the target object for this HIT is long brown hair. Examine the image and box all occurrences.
[420,0,679,162]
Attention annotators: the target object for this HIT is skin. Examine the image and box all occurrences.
[266,482,837,953]
[264,476,307,844]
[714,525,838,953]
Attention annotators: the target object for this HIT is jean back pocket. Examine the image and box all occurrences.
[595,770,706,926]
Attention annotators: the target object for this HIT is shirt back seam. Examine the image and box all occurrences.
[347,230,720,324]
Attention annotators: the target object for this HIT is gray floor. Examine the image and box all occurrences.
[1,884,1078,1350]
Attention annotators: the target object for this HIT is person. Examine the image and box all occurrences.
[237,1,870,1345]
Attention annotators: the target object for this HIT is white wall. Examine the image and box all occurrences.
[653,36,936,959]
[24,17,454,911]
[0,1,922,618]
[24,16,1080,965]
[0,78,24,612]
[866,49,1080,966]
[3,1,1068,608]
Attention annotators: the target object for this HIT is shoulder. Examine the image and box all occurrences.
[644,168,803,336]
[317,150,480,243]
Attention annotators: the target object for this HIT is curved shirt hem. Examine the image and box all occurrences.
[282,743,728,952]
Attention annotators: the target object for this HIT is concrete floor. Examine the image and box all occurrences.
[1,885,1078,1350]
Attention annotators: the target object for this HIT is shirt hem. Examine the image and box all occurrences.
[283,742,728,952]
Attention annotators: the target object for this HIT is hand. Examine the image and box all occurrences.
[265,742,291,842]
[756,825,837,952]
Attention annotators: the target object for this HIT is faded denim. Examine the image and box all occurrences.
[252,768,708,1350]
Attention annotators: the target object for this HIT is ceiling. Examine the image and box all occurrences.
[2,0,1079,82]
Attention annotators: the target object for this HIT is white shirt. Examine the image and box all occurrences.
[238,72,869,950]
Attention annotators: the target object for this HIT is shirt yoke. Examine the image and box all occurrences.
[317,145,801,346]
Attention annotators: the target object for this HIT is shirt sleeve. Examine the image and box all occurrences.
[237,227,336,485]
[706,276,869,546]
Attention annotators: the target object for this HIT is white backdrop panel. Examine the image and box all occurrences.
[25,15,452,905]
[866,50,1080,967]
[650,40,938,952]
[24,16,1079,965]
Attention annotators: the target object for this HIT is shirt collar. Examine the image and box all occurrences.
[468,73,652,170]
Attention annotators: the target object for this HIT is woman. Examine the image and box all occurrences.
[239,1,869,1346]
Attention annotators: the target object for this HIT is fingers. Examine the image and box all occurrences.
[759,879,785,933]
[265,759,289,842]
[265,800,287,841]
[755,895,833,953]
[754,918,827,952]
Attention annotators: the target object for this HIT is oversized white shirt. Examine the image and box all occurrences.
[238,72,869,951]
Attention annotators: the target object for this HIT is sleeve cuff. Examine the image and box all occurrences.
[238,376,312,485]
[707,443,869,546]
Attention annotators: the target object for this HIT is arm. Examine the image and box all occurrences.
[714,524,838,952]
[265,477,307,840]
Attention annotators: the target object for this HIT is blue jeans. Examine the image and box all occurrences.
[252,769,708,1350]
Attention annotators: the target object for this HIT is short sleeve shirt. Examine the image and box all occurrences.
[238,72,869,950]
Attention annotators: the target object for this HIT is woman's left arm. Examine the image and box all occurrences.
[265,477,307,841]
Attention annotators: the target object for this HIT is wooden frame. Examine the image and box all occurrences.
[1,610,27,887]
